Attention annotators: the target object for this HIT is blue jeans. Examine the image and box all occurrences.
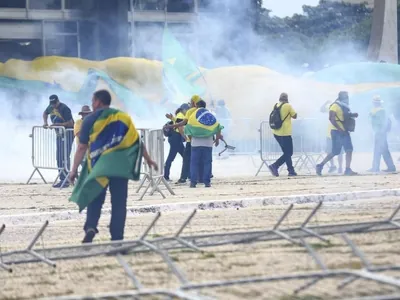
[164,133,185,179]
[56,130,74,180]
[190,146,212,185]
[84,177,128,241]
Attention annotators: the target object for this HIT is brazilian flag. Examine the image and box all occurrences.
[162,26,205,103]
[69,108,142,212]
[184,108,223,138]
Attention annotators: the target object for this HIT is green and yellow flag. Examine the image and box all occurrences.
[184,108,223,138]
[69,108,142,212]
[162,27,205,104]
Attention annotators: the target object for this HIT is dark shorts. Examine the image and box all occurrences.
[326,137,344,155]
[330,130,353,155]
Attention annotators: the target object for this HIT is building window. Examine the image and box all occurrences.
[29,0,61,9]
[65,0,96,10]
[0,0,26,8]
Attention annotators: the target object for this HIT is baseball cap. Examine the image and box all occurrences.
[180,103,190,111]
[49,94,59,104]
[191,95,201,104]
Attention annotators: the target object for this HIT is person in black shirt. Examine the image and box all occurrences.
[43,94,74,188]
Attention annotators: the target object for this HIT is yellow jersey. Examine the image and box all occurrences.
[174,112,185,133]
[74,119,83,144]
[183,107,197,142]
[329,103,345,132]
[272,102,297,136]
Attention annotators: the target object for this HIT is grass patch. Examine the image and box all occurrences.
[171,256,179,262]
[200,252,216,259]
[280,295,323,300]
[149,233,163,238]
[308,242,335,250]
[328,260,363,270]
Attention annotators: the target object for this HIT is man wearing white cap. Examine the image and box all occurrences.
[369,96,396,172]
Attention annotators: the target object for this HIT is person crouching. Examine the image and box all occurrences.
[184,100,223,188]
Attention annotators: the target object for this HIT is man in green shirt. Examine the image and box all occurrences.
[369,96,396,172]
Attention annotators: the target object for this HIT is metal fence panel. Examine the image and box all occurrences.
[27,126,68,185]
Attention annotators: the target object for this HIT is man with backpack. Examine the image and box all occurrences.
[368,95,396,172]
[163,103,189,181]
[268,93,298,177]
[316,91,358,176]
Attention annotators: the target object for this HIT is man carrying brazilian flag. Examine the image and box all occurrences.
[69,90,158,243]
[184,99,223,188]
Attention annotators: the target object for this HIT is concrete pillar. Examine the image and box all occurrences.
[367,0,398,63]
[96,0,130,59]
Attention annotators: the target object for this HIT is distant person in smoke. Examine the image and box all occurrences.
[184,100,223,188]
[163,103,189,181]
[320,100,343,174]
[268,93,298,177]
[43,94,74,188]
[316,91,358,176]
[368,96,396,173]
[215,99,232,158]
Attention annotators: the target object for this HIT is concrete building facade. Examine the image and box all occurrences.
[0,0,199,62]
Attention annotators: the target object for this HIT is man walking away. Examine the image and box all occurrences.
[43,94,74,188]
[316,91,358,176]
[69,90,158,243]
[163,103,188,181]
[268,93,298,177]
[320,100,343,173]
[185,100,223,188]
[369,96,396,172]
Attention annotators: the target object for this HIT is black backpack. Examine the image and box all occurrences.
[163,121,173,137]
[269,103,288,130]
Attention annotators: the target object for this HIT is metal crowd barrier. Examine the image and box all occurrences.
[27,126,73,186]
[256,119,325,176]
[136,128,174,200]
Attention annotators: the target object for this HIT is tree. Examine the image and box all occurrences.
[256,0,373,71]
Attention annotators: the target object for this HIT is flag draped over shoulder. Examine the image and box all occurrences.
[69,108,142,212]
[162,27,205,104]
[184,108,223,138]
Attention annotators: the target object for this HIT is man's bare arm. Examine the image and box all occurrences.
[43,112,49,126]
[142,143,158,171]
[292,113,298,119]
[329,111,343,131]
[169,119,188,129]
[71,143,88,172]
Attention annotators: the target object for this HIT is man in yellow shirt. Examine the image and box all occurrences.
[74,105,92,144]
[268,93,298,177]
[316,91,358,176]
[166,95,201,184]
[320,101,343,173]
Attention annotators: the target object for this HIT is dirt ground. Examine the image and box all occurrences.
[0,172,399,217]
[0,193,399,300]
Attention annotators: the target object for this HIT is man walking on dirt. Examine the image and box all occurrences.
[368,95,396,172]
[316,91,358,176]
[69,90,158,243]
[268,93,298,177]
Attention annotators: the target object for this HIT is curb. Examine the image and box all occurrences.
[1,188,399,225]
